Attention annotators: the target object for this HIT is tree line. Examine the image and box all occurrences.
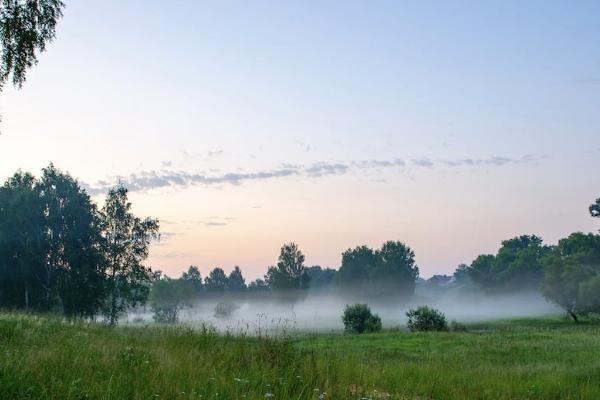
[0,165,158,324]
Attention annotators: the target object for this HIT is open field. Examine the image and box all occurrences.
[1,314,599,399]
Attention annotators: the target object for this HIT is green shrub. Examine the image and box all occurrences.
[406,305,448,332]
[449,320,467,332]
[342,304,382,334]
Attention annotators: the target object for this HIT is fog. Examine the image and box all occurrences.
[126,287,561,333]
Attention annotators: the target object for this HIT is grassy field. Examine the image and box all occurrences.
[0,314,599,399]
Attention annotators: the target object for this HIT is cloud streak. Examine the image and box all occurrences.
[83,155,542,194]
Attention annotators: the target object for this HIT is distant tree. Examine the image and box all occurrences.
[204,267,228,292]
[336,245,376,288]
[542,232,600,322]
[0,171,46,310]
[181,265,202,297]
[227,266,246,291]
[265,243,310,291]
[337,242,419,299]
[342,304,382,334]
[150,277,191,323]
[371,241,419,298]
[247,278,269,293]
[468,235,550,293]
[306,266,337,289]
[101,186,159,325]
[0,0,64,91]
[452,263,471,283]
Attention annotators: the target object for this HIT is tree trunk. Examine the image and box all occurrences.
[24,282,29,311]
[569,310,579,323]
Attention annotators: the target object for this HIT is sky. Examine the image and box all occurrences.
[1,0,599,279]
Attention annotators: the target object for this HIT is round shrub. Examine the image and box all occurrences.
[406,305,448,332]
[342,304,382,334]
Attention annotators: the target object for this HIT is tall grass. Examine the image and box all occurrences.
[0,313,599,399]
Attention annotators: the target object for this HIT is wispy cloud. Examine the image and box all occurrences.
[83,155,542,194]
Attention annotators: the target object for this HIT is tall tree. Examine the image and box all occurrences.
[468,235,550,293]
[0,171,46,310]
[265,242,310,291]
[101,186,159,325]
[227,266,246,291]
[0,0,64,91]
[181,265,202,297]
[371,240,419,298]
[204,267,228,292]
[38,164,106,317]
[336,245,376,288]
[542,232,600,321]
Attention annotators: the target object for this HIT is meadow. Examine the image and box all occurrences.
[0,314,599,399]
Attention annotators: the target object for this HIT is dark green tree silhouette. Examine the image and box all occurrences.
[0,171,46,310]
[265,242,310,291]
[0,0,64,91]
[101,186,159,325]
[38,164,105,318]
[204,267,228,292]
[227,266,246,291]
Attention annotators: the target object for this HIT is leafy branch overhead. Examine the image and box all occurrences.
[0,0,64,91]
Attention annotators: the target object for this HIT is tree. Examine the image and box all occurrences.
[265,243,310,291]
[336,245,376,288]
[306,265,336,289]
[247,278,269,293]
[204,267,228,292]
[0,0,64,91]
[371,241,419,298]
[150,277,191,323]
[101,186,159,325]
[38,165,106,318]
[181,265,202,297]
[542,232,600,322]
[468,235,550,293]
[0,171,46,310]
[227,266,246,291]
[336,242,419,299]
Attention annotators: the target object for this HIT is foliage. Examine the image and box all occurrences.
[181,265,202,297]
[214,300,239,319]
[0,0,64,90]
[342,303,382,334]
[406,305,448,332]
[204,267,228,292]
[336,241,419,299]
[306,265,337,289]
[227,266,246,291]
[265,243,310,292]
[590,198,600,219]
[100,186,159,325]
[467,235,550,293]
[449,320,468,332]
[542,232,600,321]
[150,278,191,323]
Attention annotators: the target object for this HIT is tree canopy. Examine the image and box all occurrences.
[0,0,64,91]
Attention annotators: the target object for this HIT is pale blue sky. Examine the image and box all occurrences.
[1,1,599,278]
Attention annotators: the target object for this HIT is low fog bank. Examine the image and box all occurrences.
[126,288,561,333]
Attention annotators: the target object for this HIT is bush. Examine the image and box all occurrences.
[214,301,239,319]
[449,320,467,332]
[342,304,382,334]
[406,305,448,332]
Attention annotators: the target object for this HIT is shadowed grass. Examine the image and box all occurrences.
[0,314,599,399]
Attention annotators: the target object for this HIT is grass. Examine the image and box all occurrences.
[0,314,599,399]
